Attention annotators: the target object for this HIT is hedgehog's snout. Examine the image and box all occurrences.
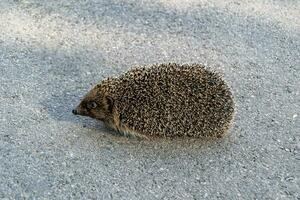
[72,109,78,115]
[72,104,89,116]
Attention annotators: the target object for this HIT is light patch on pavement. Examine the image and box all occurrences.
[143,0,300,31]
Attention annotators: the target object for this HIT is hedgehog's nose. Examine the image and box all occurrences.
[72,109,78,115]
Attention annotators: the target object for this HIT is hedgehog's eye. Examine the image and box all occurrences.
[87,101,97,109]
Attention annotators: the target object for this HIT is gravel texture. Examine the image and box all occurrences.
[0,0,299,199]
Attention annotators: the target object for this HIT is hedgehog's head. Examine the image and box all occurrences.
[72,84,114,122]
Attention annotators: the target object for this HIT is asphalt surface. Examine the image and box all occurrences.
[0,0,299,199]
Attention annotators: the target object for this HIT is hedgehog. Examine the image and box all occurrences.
[72,63,235,138]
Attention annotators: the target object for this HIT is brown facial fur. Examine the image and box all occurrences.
[74,63,235,138]
[73,82,115,124]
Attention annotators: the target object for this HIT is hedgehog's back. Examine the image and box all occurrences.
[113,63,234,137]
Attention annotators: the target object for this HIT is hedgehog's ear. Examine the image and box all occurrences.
[106,96,114,112]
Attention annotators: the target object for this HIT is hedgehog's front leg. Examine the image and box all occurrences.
[118,125,149,140]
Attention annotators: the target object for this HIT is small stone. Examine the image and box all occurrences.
[284,176,295,182]
[292,114,297,120]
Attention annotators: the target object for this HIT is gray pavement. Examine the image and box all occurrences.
[0,0,299,199]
